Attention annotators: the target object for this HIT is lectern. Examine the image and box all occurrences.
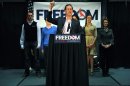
[46,34,89,86]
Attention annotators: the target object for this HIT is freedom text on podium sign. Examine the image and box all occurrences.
[54,34,81,43]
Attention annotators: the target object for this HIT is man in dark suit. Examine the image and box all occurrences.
[47,1,81,34]
[46,1,89,86]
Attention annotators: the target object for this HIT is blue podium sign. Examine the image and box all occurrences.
[54,34,81,43]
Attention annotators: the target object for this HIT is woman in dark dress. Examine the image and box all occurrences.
[98,18,114,77]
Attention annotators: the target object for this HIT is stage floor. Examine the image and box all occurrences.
[0,68,130,86]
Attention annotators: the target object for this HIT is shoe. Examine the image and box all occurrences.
[36,71,42,77]
[23,70,30,77]
[102,73,110,77]
[23,72,30,77]
[43,70,47,76]
[90,72,94,76]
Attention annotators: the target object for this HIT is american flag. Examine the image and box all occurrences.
[27,0,33,12]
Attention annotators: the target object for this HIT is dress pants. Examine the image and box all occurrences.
[24,41,41,73]
[99,45,113,76]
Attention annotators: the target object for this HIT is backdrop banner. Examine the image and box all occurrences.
[33,2,101,28]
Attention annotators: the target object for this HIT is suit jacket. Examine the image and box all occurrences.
[47,11,81,34]
[98,28,114,45]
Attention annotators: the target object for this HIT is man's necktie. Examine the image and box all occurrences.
[67,23,70,32]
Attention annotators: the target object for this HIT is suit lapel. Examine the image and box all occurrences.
[60,18,65,30]
[70,19,74,33]
[57,18,65,34]
[62,18,66,27]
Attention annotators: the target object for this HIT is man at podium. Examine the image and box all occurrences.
[46,1,89,86]
[47,1,81,34]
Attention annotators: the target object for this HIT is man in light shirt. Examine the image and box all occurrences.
[20,11,41,77]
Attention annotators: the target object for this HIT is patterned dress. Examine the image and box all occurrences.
[85,24,97,56]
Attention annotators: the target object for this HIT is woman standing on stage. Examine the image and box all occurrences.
[98,18,114,77]
[84,15,97,75]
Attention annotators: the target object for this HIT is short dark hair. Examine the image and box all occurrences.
[28,11,33,14]
[103,17,109,22]
[26,11,33,19]
[64,4,73,10]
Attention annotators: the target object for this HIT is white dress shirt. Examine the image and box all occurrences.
[62,19,71,34]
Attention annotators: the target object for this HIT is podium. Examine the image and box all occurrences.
[46,34,89,86]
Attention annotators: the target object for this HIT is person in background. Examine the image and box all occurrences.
[41,18,57,72]
[84,15,97,75]
[98,18,114,77]
[20,11,41,77]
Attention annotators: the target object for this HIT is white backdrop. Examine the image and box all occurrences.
[33,2,101,28]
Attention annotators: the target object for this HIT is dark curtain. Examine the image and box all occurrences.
[0,3,2,67]
[108,2,130,68]
[0,2,26,68]
[40,0,102,2]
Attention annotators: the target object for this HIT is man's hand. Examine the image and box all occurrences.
[41,48,44,54]
[78,8,82,12]
[49,0,55,11]
[21,45,24,49]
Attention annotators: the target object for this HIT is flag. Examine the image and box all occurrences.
[27,0,33,12]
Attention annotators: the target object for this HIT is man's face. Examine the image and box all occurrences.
[27,12,33,21]
[65,5,73,16]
